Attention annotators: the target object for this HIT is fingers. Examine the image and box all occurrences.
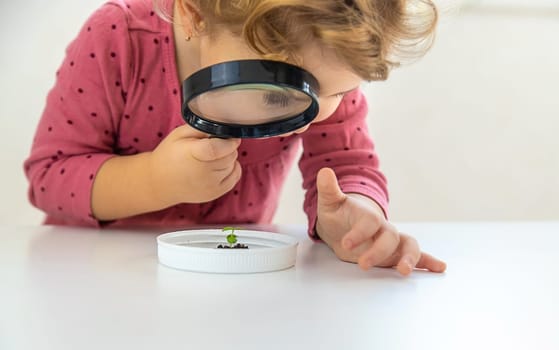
[341,228,447,276]
[356,228,400,271]
[169,125,242,162]
[317,167,346,209]
[341,215,385,250]
[395,235,446,275]
[394,234,421,276]
[195,160,242,202]
[415,252,447,273]
[220,161,242,189]
[190,137,241,162]
[208,150,239,171]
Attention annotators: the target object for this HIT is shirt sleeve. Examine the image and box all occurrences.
[299,88,389,240]
[23,3,132,225]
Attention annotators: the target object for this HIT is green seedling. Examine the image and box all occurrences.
[223,227,238,247]
[217,227,248,249]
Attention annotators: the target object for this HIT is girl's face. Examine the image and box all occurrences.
[296,42,363,128]
[194,29,362,134]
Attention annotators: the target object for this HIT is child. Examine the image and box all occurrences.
[24,0,446,275]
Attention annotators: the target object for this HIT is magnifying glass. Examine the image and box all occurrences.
[182,60,320,138]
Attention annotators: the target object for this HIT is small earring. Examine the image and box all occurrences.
[185,21,204,41]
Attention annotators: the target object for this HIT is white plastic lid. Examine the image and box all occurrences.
[157,229,299,274]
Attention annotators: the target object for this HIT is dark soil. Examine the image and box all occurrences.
[216,243,249,249]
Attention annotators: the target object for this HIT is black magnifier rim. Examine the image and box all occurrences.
[182,59,319,138]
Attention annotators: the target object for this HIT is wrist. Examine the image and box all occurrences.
[92,152,171,221]
[315,219,336,247]
[146,151,176,209]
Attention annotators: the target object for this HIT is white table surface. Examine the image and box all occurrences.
[1,222,558,350]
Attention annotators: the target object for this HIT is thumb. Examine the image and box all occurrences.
[317,167,346,208]
[172,124,211,140]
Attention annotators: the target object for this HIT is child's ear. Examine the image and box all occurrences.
[176,1,206,40]
[177,1,204,27]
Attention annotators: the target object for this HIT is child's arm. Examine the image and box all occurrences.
[23,4,132,225]
[299,89,389,238]
[24,3,241,224]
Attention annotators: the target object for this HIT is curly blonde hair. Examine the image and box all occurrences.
[157,0,438,81]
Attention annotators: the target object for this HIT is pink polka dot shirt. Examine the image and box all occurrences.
[23,0,389,237]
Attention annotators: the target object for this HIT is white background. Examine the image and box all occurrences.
[1,0,558,225]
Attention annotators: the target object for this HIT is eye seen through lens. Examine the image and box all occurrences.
[263,92,290,107]
[187,84,312,125]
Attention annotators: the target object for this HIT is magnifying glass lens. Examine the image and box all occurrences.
[188,84,312,125]
[182,60,319,138]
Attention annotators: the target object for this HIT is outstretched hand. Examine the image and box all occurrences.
[315,168,446,276]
